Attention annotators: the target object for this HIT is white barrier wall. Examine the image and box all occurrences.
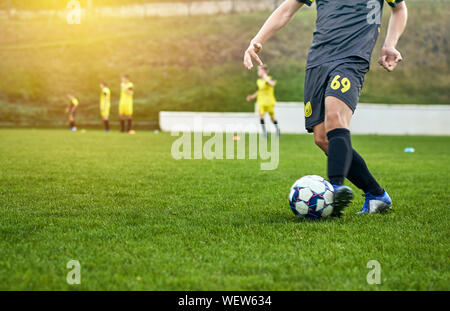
[351,104,450,135]
[159,103,450,135]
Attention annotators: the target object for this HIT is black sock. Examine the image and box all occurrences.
[104,120,109,131]
[120,120,125,132]
[273,120,280,135]
[260,119,266,134]
[347,149,384,195]
[273,120,279,128]
[127,119,132,132]
[327,128,353,185]
[69,121,74,128]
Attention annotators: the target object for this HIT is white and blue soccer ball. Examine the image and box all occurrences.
[289,175,334,219]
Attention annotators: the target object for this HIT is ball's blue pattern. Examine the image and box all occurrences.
[289,187,300,216]
[289,176,334,219]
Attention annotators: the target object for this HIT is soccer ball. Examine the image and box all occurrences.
[288,175,334,219]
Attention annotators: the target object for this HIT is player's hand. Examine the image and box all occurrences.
[378,46,403,72]
[243,42,263,70]
[246,95,253,102]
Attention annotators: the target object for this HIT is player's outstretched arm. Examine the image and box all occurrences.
[246,92,258,102]
[379,1,408,72]
[243,0,303,70]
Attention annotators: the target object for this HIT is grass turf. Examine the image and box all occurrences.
[0,129,448,290]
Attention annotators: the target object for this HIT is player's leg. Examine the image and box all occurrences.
[119,102,126,132]
[325,98,391,214]
[346,153,383,196]
[324,96,354,216]
[313,123,383,194]
[349,150,391,214]
[69,109,76,131]
[312,122,327,153]
[102,116,110,132]
[305,64,353,216]
[119,114,125,132]
[324,95,353,184]
[258,103,267,138]
[313,119,353,218]
[127,103,133,133]
[325,61,391,214]
[268,107,280,137]
[127,115,132,133]
[259,115,267,138]
[314,121,390,214]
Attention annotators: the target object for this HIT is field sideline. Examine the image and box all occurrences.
[0,129,448,290]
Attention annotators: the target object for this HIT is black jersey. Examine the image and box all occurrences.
[298,0,404,68]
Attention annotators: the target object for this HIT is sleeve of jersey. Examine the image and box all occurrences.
[385,0,404,8]
[296,0,314,6]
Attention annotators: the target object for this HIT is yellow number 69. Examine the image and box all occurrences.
[330,75,351,93]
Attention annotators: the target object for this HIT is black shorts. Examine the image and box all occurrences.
[303,57,369,133]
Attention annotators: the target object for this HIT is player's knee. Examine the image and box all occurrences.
[325,109,339,122]
[325,110,346,129]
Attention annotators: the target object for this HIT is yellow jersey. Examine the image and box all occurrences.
[71,97,79,106]
[100,87,111,117]
[256,76,276,106]
[119,82,133,105]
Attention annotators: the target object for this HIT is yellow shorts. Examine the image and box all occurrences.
[257,103,275,118]
[119,101,133,116]
[100,108,110,118]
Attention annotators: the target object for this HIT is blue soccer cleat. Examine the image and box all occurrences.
[357,190,392,215]
[331,184,354,217]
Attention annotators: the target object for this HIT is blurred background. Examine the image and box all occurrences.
[0,0,448,128]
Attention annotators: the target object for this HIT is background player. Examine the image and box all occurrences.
[65,93,79,131]
[243,0,407,215]
[119,74,134,134]
[99,82,111,132]
[246,65,280,138]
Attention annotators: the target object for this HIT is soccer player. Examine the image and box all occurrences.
[246,65,280,138]
[244,0,407,215]
[99,82,111,132]
[65,93,79,131]
[119,74,134,133]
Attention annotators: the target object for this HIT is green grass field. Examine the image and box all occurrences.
[0,129,448,290]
